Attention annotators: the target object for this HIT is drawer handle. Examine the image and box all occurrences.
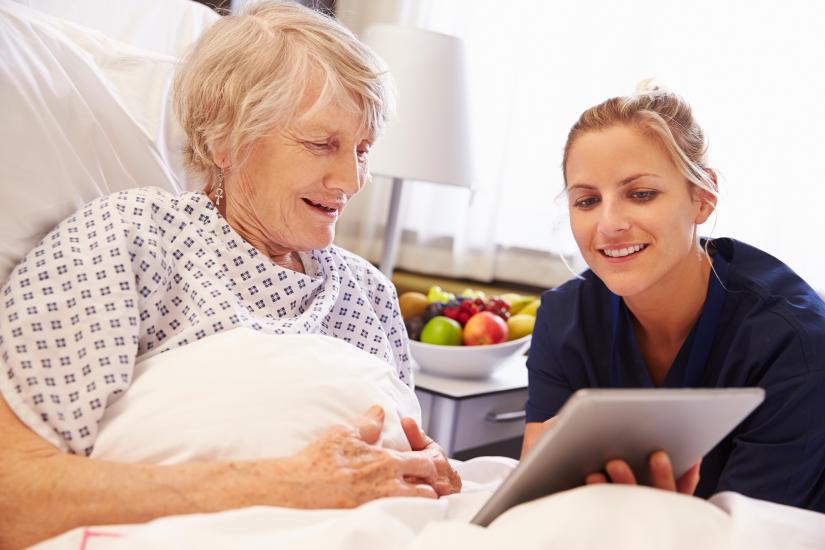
[486,410,526,423]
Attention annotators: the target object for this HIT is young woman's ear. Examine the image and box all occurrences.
[694,169,718,224]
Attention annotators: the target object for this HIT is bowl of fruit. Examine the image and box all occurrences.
[401,286,540,379]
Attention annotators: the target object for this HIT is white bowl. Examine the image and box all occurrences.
[409,334,531,379]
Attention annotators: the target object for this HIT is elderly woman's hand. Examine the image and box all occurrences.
[401,417,462,496]
[285,406,443,507]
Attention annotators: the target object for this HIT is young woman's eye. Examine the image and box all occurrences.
[572,196,599,210]
[630,190,658,201]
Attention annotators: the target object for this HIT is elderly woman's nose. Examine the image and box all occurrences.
[325,150,362,195]
[597,198,631,235]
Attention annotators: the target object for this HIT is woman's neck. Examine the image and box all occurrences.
[207,187,306,274]
[624,246,712,384]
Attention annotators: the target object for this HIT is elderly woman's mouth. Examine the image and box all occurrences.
[302,198,340,216]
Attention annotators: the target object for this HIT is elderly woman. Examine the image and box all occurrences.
[0,2,459,547]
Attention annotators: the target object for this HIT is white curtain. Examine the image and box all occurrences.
[335,0,825,292]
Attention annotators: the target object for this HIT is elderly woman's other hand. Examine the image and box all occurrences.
[286,406,442,507]
[401,417,462,496]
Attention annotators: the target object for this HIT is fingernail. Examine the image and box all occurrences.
[370,405,384,418]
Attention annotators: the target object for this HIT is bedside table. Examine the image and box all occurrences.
[413,353,528,458]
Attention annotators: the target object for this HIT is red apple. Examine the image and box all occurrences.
[462,311,509,346]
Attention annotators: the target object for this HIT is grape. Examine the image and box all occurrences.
[442,305,463,323]
[422,302,445,323]
[457,311,473,325]
[483,297,511,320]
[405,316,425,341]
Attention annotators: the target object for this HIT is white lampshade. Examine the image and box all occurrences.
[362,24,474,188]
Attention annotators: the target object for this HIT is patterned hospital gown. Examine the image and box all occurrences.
[0,187,411,456]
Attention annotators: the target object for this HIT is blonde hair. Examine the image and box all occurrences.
[562,82,718,198]
[173,0,391,187]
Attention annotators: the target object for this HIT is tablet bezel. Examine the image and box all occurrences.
[471,387,765,527]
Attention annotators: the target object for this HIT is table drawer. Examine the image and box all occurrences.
[452,389,528,452]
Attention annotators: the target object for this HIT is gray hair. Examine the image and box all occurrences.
[174,0,391,187]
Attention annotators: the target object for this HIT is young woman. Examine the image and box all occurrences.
[522,87,825,512]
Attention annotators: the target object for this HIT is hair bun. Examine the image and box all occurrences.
[634,78,665,95]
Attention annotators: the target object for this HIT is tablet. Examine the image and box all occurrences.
[471,387,765,527]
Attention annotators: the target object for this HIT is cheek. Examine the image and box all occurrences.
[568,211,592,247]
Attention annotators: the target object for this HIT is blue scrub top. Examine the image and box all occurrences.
[526,238,825,512]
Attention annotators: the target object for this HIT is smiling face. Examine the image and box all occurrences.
[218,95,373,262]
[564,124,713,301]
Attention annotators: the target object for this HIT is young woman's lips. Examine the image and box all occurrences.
[598,243,648,262]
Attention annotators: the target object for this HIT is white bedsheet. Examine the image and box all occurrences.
[32,457,825,550]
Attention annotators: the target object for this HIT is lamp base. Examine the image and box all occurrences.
[379,177,405,277]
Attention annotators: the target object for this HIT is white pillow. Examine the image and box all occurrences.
[10,0,219,58]
[90,328,421,464]
[0,2,210,284]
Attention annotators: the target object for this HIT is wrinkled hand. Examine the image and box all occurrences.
[585,451,701,495]
[401,416,462,496]
[288,406,439,508]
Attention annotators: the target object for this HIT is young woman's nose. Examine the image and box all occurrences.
[597,198,631,235]
[325,150,363,196]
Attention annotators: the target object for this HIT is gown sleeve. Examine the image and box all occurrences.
[0,196,147,456]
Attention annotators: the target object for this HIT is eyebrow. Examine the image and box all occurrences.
[291,123,374,143]
[292,124,335,137]
[567,173,659,191]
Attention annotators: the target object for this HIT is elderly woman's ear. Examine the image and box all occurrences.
[211,147,230,170]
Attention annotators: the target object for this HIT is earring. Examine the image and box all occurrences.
[215,168,225,206]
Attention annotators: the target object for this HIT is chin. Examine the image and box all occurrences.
[594,271,651,299]
[305,230,336,251]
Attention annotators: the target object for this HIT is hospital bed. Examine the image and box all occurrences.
[1,2,824,548]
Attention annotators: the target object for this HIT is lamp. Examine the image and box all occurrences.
[361,24,474,277]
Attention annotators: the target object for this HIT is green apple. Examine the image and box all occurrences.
[420,316,463,345]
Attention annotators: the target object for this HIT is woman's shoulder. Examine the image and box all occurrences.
[539,269,611,312]
[716,237,825,369]
[533,270,613,343]
[717,237,824,313]
[76,187,197,221]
